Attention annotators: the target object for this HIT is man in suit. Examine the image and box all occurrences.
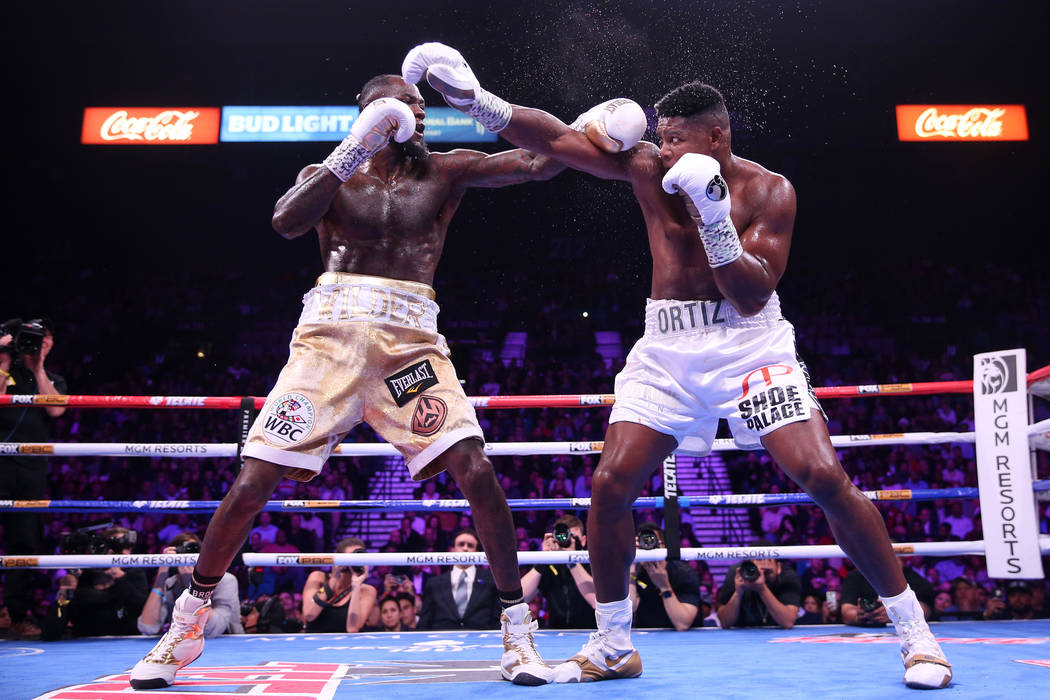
[418,529,501,630]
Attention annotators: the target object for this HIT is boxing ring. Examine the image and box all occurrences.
[2,353,1049,697]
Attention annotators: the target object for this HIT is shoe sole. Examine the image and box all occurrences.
[505,672,550,686]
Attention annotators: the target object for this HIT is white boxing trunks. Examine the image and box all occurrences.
[609,292,824,454]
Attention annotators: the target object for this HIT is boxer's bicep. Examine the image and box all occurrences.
[739,177,797,286]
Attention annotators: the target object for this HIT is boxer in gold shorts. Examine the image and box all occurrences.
[130,74,570,689]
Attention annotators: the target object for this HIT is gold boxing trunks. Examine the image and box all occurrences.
[243,272,484,482]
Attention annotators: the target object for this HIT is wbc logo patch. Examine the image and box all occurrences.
[262,392,315,446]
[385,360,440,407]
[412,395,447,436]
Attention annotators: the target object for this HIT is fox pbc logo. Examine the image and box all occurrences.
[979,355,1018,395]
[262,393,315,446]
[412,395,447,436]
[386,360,440,407]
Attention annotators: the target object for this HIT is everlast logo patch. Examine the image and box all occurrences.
[412,395,447,436]
[386,360,439,407]
[738,385,806,432]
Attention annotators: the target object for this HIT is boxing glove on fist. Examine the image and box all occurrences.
[662,153,741,267]
[324,98,415,181]
[572,98,647,153]
[401,41,512,132]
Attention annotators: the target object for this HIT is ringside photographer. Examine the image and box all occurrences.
[628,523,700,631]
[520,515,597,629]
[716,540,801,629]
[1,317,67,639]
[136,532,243,638]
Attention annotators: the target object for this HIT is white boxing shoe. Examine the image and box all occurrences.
[896,619,952,689]
[500,603,554,685]
[129,590,211,689]
[553,629,642,683]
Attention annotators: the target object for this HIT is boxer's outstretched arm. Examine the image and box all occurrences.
[451,147,566,188]
[501,106,633,182]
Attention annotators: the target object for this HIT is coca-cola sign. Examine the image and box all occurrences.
[896,104,1028,141]
[82,107,220,144]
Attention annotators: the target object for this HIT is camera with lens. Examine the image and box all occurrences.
[241,601,257,618]
[60,522,137,555]
[738,559,761,582]
[637,526,661,551]
[175,539,201,554]
[553,522,583,550]
[0,318,48,356]
[858,596,881,613]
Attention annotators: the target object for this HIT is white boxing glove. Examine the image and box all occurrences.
[570,98,647,153]
[323,98,415,182]
[661,153,741,267]
[401,41,512,132]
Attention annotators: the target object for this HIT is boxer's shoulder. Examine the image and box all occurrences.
[729,156,795,207]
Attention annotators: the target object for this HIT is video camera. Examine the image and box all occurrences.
[1,318,49,356]
[738,560,761,582]
[60,522,137,555]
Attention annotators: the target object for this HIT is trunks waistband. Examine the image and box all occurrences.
[301,273,440,331]
[643,292,782,337]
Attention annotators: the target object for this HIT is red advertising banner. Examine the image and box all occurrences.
[896,104,1028,141]
[82,107,221,144]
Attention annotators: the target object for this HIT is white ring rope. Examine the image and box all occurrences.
[5,537,1049,570]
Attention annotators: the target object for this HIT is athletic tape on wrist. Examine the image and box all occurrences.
[699,217,743,268]
[323,134,374,182]
[468,88,513,133]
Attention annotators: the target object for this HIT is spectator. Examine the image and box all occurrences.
[797,593,826,625]
[938,577,982,621]
[249,512,279,545]
[520,515,597,629]
[629,523,699,631]
[137,532,242,638]
[378,595,403,632]
[396,591,418,630]
[301,537,377,633]
[417,529,500,630]
[983,581,1041,621]
[717,542,801,629]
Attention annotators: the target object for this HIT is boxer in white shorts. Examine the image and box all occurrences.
[610,292,824,453]
[409,42,952,690]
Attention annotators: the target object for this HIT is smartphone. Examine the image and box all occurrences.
[826,591,839,610]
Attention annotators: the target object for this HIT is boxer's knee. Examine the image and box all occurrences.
[445,445,498,500]
[591,460,636,511]
[226,458,284,513]
[800,456,854,506]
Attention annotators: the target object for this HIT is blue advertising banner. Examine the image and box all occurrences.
[220,106,497,143]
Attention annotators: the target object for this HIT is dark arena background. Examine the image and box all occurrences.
[3,1,1049,698]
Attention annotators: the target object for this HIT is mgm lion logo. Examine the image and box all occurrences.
[979,355,1017,395]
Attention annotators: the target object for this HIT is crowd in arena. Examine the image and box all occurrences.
[2,259,1048,639]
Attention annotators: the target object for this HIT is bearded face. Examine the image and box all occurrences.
[393,135,430,162]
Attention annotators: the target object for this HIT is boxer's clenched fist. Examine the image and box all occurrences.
[402,42,512,132]
[324,98,415,182]
[571,98,647,153]
[661,153,731,225]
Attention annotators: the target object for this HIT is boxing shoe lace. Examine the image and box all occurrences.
[896,619,948,663]
[131,597,210,689]
[502,612,544,666]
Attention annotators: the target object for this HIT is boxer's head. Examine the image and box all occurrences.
[357,74,429,161]
[654,81,730,168]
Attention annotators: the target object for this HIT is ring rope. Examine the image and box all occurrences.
[5,419,1050,459]
[6,484,1047,515]
[4,537,1049,570]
